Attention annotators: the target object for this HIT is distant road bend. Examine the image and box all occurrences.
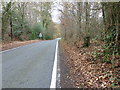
[2,39,60,88]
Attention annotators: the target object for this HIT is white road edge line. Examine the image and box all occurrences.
[0,41,42,53]
[50,40,58,88]
[0,45,24,53]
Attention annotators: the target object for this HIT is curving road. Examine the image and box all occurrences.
[2,39,58,88]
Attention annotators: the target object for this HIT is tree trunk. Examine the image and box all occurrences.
[83,36,90,47]
[10,16,13,41]
[102,2,120,55]
[2,2,12,41]
[2,17,4,41]
[64,28,67,40]
[77,2,82,40]
[116,3,120,55]
[10,2,13,41]
[83,2,90,47]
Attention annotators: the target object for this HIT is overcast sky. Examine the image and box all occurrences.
[51,2,63,24]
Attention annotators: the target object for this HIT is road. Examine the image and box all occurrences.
[2,39,58,88]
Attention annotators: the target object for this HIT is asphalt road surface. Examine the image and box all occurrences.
[2,39,58,88]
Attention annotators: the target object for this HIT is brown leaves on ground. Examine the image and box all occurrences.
[61,41,120,88]
[1,40,41,51]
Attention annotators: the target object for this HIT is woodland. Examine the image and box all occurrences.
[1,1,120,88]
[59,2,120,88]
